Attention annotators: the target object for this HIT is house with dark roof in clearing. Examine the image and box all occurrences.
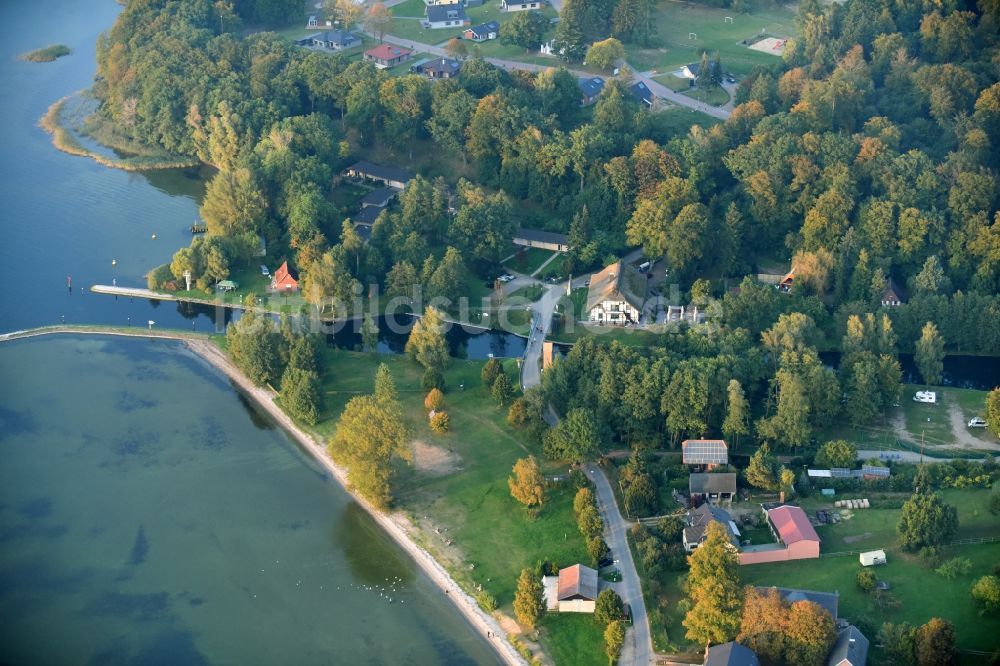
[541,563,598,613]
[880,277,907,307]
[578,77,605,106]
[513,228,569,252]
[704,641,760,666]
[271,261,299,293]
[585,260,645,324]
[344,161,414,190]
[411,57,462,79]
[628,81,654,108]
[363,44,412,69]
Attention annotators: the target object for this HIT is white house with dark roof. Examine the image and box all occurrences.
[311,30,361,50]
[585,261,645,324]
[502,0,544,10]
[425,4,469,28]
[464,21,499,41]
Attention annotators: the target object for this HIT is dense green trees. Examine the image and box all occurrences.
[897,490,958,551]
[499,10,549,52]
[543,408,600,463]
[915,321,945,385]
[329,364,409,510]
[986,388,1000,437]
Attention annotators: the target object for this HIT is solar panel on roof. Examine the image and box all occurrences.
[830,468,852,478]
[862,466,890,477]
[682,440,728,464]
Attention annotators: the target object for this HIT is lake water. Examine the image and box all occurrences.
[0,335,497,664]
[0,1,497,662]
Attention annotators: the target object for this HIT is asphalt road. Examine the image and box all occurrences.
[586,464,654,666]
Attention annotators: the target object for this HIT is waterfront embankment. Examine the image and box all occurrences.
[0,325,526,666]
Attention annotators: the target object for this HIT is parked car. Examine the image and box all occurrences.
[260,265,270,276]
[498,274,515,283]
[968,416,987,428]
[913,390,937,404]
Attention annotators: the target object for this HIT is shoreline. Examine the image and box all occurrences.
[0,326,526,666]
[39,92,199,172]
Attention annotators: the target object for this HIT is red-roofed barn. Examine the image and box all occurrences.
[739,505,821,565]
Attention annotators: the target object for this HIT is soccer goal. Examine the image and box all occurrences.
[688,32,697,39]
[724,16,733,23]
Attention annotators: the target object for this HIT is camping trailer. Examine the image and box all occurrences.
[859,550,886,566]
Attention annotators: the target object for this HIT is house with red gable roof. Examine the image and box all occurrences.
[739,504,821,565]
[270,261,299,293]
[364,44,411,69]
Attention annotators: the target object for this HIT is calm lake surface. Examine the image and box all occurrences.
[0,336,497,664]
[0,1,497,663]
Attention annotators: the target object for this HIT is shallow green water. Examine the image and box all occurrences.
[0,336,498,664]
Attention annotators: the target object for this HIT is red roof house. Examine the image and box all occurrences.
[271,261,299,293]
[363,44,412,69]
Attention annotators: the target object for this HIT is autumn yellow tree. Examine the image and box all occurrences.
[508,456,545,508]
[513,568,544,629]
[683,521,743,647]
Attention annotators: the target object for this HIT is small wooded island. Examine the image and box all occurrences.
[20,44,71,62]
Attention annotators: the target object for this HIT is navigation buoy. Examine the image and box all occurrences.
[151,233,157,239]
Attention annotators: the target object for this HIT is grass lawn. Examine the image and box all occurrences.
[472,39,563,67]
[682,85,730,107]
[624,3,796,76]
[537,613,605,666]
[653,73,691,92]
[166,265,309,315]
[390,0,428,18]
[504,247,558,276]
[507,284,545,302]
[309,348,589,625]
[740,542,1000,652]
[548,322,663,347]
[353,136,473,182]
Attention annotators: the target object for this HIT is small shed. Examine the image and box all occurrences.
[859,549,886,567]
[216,279,238,292]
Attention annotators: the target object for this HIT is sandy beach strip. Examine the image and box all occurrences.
[0,327,526,666]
